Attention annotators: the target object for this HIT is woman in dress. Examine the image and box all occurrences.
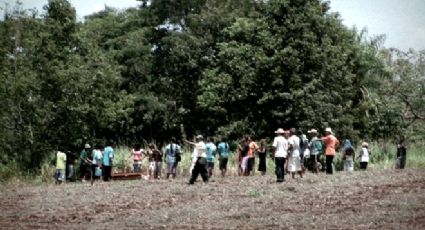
[287,128,303,179]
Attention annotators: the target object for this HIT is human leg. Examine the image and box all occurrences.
[326,155,334,174]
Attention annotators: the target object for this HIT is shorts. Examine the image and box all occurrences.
[219,158,228,170]
[207,162,214,169]
[149,162,156,172]
[133,161,141,172]
[55,169,65,181]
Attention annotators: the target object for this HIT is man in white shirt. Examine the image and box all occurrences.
[273,128,289,183]
[185,135,208,184]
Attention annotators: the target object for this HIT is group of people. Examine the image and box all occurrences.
[54,142,115,185]
[54,128,408,185]
[127,140,181,180]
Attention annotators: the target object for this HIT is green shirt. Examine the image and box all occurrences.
[80,149,89,164]
[56,151,67,170]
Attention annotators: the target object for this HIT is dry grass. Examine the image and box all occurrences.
[1,168,424,229]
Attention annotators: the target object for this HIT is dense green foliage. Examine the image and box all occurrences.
[0,0,424,171]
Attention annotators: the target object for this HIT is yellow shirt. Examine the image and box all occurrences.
[56,151,67,170]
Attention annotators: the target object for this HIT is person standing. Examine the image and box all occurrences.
[186,135,208,184]
[342,140,355,172]
[257,139,267,176]
[248,137,259,176]
[165,138,181,179]
[240,136,250,176]
[396,136,407,169]
[321,128,340,174]
[152,144,163,179]
[90,145,103,185]
[307,129,323,173]
[102,141,115,181]
[66,151,76,182]
[359,142,370,170]
[288,128,303,179]
[79,144,91,182]
[129,144,143,172]
[55,149,67,184]
[217,138,230,177]
[146,144,155,179]
[272,128,289,183]
[205,137,217,178]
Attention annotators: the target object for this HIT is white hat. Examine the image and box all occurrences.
[325,128,333,133]
[275,128,285,134]
[84,143,91,149]
[307,129,318,134]
[362,142,369,147]
[196,135,204,140]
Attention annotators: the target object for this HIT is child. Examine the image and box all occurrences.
[129,144,143,172]
[55,149,67,184]
[90,145,103,185]
[152,144,163,179]
[359,142,370,170]
[342,140,355,172]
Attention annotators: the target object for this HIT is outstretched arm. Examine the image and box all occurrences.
[184,140,196,145]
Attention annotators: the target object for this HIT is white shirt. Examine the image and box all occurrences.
[194,141,206,158]
[288,135,301,157]
[360,147,369,162]
[273,136,289,158]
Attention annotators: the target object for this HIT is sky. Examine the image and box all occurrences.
[0,0,424,51]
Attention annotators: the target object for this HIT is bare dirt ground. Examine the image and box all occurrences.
[1,169,425,229]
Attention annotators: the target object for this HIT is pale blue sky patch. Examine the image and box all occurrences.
[1,0,424,51]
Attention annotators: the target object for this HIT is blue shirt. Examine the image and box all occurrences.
[218,142,230,159]
[92,150,102,165]
[102,146,114,166]
[165,143,181,163]
[205,142,217,162]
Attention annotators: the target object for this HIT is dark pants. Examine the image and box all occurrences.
[326,155,334,174]
[275,157,286,182]
[79,164,89,180]
[189,157,208,184]
[103,165,112,181]
[219,158,228,170]
[400,156,406,169]
[360,162,368,170]
[248,157,255,173]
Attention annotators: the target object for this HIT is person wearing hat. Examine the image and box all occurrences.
[272,128,289,183]
[358,142,370,170]
[79,143,91,182]
[321,128,340,174]
[307,129,323,173]
[186,135,209,184]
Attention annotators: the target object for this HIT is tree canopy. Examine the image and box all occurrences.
[0,0,423,170]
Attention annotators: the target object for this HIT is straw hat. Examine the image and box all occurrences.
[325,127,333,134]
[84,143,91,149]
[307,129,318,134]
[275,128,285,134]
